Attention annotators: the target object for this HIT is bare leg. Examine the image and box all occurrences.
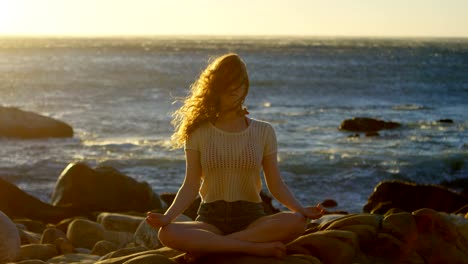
[158,221,286,258]
[227,211,307,243]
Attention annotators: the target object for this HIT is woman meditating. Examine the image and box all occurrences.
[146,53,323,259]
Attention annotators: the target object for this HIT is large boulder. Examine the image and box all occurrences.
[0,178,86,223]
[363,180,468,214]
[0,211,21,263]
[339,117,400,132]
[51,162,162,213]
[0,106,73,138]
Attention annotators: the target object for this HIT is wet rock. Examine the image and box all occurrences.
[0,178,86,224]
[0,106,73,138]
[438,119,454,123]
[51,162,162,213]
[339,117,400,132]
[363,180,468,214]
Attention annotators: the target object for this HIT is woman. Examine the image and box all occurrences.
[146,53,323,259]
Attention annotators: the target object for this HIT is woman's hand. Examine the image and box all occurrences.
[145,212,171,228]
[301,204,325,220]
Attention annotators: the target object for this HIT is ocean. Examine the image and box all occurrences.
[0,36,467,213]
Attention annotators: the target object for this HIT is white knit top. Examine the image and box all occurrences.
[185,118,277,203]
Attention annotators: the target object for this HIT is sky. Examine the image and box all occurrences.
[1,0,467,38]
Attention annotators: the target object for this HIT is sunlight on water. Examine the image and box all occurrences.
[0,37,466,213]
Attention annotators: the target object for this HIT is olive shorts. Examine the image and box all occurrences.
[195,200,266,235]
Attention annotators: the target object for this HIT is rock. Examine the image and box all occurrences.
[17,229,41,245]
[47,253,101,263]
[54,237,74,254]
[321,213,382,231]
[134,214,191,249]
[0,178,87,223]
[438,119,454,123]
[335,224,377,253]
[17,244,58,261]
[339,117,400,132]
[11,260,47,264]
[97,248,157,263]
[287,230,358,264]
[192,253,320,264]
[92,240,119,256]
[40,227,67,244]
[67,219,105,249]
[0,211,21,263]
[117,253,176,264]
[412,208,468,263]
[150,247,182,258]
[97,212,145,233]
[365,131,379,137]
[99,246,148,261]
[320,199,338,208]
[363,180,468,214]
[103,230,134,248]
[51,162,162,213]
[75,247,92,254]
[13,219,46,234]
[381,212,418,243]
[0,106,73,138]
[134,220,160,249]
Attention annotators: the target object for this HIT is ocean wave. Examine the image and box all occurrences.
[392,104,430,111]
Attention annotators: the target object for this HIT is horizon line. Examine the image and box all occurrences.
[1,33,468,40]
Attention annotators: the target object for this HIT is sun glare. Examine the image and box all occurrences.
[0,1,41,36]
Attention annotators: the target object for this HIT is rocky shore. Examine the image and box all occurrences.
[1,163,468,264]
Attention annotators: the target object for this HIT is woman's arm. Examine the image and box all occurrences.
[146,149,201,227]
[164,149,202,221]
[262,153,323,219]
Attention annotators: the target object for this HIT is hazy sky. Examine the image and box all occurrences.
[1,0,467,37]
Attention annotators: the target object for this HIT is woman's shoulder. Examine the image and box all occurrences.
[249,118,275,132]
[190,121,212,135]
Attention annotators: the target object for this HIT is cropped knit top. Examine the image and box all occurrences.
[184,118,277,203]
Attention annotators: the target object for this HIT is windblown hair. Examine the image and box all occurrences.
[171,53,249,148]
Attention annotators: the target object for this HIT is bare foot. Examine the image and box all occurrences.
[248,241,286,258]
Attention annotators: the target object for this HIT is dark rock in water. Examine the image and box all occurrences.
[339,117,400,132]
[51,162,162,213]
[438,119,454,123]
[0,106,73,139]
[160,191,280,220]
[0,178,87,223]
[365,131,380,137]
[440,177,468,197]
[320,199,338,208]
[363,180,468,214]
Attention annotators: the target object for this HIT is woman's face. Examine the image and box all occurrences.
[219,82,248,111]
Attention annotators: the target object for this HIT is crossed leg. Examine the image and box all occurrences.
[157,211,306,258]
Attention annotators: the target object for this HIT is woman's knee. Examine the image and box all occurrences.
[282,212,307,232]
[158,224,178,246]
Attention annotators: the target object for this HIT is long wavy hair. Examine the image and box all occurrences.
[171,53,250,148]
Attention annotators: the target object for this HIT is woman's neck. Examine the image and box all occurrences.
[213,111,249,132]
[217,111,243,121]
